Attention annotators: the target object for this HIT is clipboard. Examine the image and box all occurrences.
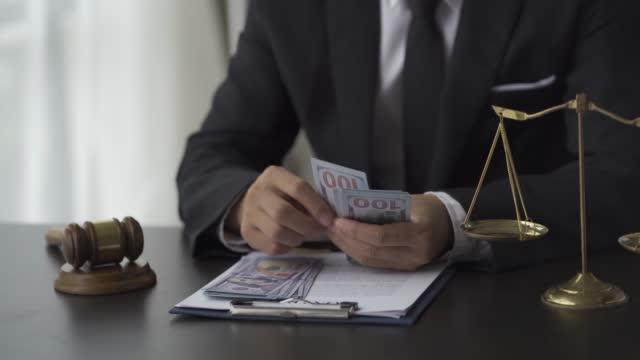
[169,266,454,326]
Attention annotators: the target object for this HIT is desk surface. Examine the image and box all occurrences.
[1,223,639,360]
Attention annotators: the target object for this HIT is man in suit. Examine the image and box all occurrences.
[177,0,640,271]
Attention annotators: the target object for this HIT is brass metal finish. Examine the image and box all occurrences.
[542,272,628,310]
[461,220,547,241]
[462,114,544,241]
[576,96,588,275]
[466,93,640,310]
[618,233,640,254]
[590,103,640,127]
[492,101,574,121]
[542,94,630,309]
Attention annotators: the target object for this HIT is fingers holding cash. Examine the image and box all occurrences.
[328,218,436,271]
[310,158,453,270]
[259,190,326,241]
[271,165,335,227]
[229,159,451,266]
[228,165,335,255]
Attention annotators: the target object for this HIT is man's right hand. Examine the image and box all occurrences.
[227,165,335,255]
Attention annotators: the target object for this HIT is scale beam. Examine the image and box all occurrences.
[492,101,574,121]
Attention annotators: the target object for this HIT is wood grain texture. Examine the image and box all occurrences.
[54,259,157,295]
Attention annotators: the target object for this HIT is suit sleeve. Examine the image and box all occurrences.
[176,1,299,257]
[446,1,640,271]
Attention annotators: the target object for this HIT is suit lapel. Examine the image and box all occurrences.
[325,0,380,174]
[428,0,524,188]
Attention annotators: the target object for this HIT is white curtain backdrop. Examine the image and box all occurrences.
[1,0,312,226]
[0,0,252,225]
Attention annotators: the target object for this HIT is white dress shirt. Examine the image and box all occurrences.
[219,0,491,265]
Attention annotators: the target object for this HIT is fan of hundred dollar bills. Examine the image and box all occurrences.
[311,158,411,224]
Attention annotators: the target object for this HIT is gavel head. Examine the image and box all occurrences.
[62,217,144,269]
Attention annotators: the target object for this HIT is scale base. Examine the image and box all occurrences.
[619,232,640,254]
[541,272,628,310]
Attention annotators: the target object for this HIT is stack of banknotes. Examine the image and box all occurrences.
[205,255,322,300]
[311,158,411,224]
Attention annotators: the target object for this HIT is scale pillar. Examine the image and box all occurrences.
[541,94,628,310]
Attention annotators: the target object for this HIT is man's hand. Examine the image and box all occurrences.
[327,194,453,271]
[227,166,335,255]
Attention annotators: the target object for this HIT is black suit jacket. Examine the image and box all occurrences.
[177,0,640,271]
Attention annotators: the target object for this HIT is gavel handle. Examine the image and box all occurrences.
[45,228,65,247]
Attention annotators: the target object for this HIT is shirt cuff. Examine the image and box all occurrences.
[426,191,493,265]
[217,194,252,254]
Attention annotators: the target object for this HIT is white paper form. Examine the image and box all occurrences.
[305,254,445,318]
[174,252,447,319]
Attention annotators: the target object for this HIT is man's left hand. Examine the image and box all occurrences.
[327,194,453,271]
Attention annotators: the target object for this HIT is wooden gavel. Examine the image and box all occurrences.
[46,216,156,295]
[46,216,143,269]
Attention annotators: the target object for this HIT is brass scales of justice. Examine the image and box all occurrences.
[461,93,640,310]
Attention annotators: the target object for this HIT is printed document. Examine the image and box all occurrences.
[175,252,447,319]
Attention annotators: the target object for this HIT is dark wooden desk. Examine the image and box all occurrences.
[1,223,639,360]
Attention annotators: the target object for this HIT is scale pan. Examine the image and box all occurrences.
[618,233,640,254]
[461,219,548,242]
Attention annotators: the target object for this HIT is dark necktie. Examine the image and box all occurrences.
[403,0,445,193]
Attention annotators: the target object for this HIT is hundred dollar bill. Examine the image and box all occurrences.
[311,157,369,209]
[336,189,411,224]
[205,256,321,300]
